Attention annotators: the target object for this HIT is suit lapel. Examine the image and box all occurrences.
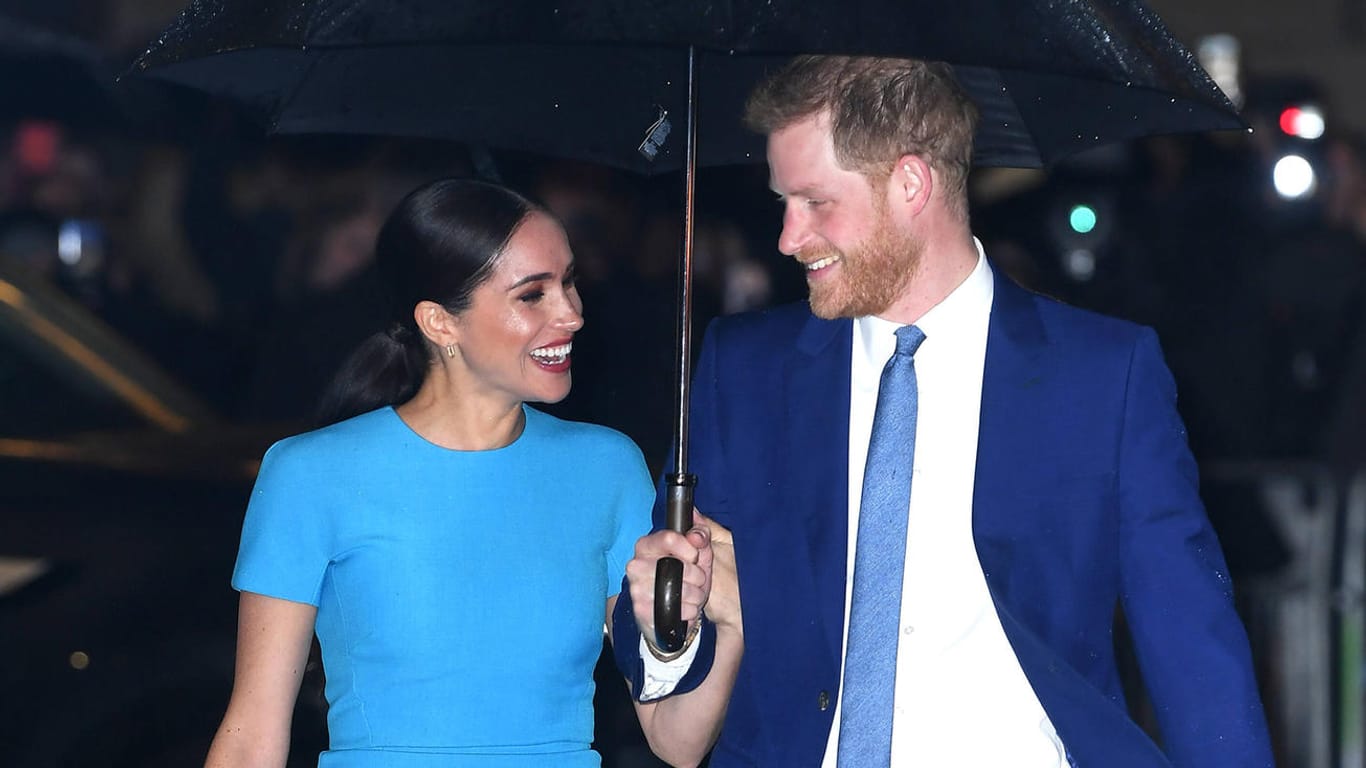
[784,312,853,666]
[773,278,1049,677]
[974,272,1049,581]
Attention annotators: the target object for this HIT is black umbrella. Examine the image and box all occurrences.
[130,0,1244,651]
[130,1,1243,172]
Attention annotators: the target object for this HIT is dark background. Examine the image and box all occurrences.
[1,1,1363,766]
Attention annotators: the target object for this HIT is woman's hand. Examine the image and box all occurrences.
[696,511,741,635]
[625,510,713,648]
[624,509,744,768]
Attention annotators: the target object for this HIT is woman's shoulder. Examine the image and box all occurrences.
[525,407,645,460]
[262,407,398,467]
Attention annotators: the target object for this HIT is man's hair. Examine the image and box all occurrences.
[744,56,979,219]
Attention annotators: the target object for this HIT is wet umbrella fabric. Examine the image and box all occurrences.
[130,0,1245,174]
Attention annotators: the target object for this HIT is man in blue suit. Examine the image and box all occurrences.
[613,55,1273,768]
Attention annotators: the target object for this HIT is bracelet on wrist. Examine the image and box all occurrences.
[644,614,704,663]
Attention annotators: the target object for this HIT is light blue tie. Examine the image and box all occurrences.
[838,324,925,767]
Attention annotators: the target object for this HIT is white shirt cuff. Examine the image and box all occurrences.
[637,633,702,702]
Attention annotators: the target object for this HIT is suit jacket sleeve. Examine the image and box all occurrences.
[1117,328,1273,767]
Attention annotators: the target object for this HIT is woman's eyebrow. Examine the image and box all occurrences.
[507,272,554,290]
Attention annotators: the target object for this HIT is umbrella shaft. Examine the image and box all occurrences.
[673,45,699,475]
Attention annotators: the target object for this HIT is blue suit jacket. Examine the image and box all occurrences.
[616,271,1273,767]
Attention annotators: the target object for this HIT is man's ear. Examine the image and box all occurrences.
[893,154,934,216]
[414,300,459,350]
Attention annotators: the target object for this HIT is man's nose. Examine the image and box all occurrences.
[777,206,810,256]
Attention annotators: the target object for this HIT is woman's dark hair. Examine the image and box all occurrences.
[314,178,545,426]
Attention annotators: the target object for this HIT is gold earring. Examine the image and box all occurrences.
[445,344,456,358]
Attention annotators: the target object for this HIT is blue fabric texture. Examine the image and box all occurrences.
[838,324,924,766]
[233,405,655,767]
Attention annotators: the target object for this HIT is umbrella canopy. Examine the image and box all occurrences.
[130,0,1245,174]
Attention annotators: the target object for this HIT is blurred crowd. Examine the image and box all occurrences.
[5,93,1365,480]
[0,110,796,475]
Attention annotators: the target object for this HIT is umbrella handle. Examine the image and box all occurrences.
[653,474,696,652]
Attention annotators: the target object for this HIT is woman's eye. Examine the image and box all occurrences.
[519,290,545,303]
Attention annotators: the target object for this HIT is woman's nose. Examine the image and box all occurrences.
[557,290,585,332]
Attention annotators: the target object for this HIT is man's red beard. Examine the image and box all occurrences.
[804,208,924,319]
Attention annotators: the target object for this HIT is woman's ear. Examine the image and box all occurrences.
[413,300,459,352]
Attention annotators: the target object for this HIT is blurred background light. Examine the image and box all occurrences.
[57,220,84,266]
[1063,249,1097,282]
[1278,105,1326,140]
[1196,33,1244,108]
[1068,204,1098,234]
[1272,153,1318,199]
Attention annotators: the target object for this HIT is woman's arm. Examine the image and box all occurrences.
[609,513,744,768]
[203,591,318,768]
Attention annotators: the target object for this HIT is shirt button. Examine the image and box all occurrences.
[818,690,831,711]
[903,625,915,635]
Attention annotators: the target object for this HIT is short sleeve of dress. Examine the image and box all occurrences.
[605,437,656,594]
[231,439,333,606]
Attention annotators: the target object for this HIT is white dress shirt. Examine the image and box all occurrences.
[822,245,1069,767]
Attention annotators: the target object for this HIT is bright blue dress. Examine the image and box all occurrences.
[232,405,655,767]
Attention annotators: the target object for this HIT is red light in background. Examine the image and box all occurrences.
[1279,107,1302,136]
[13,120,62,175]
[1277,104,1326,140]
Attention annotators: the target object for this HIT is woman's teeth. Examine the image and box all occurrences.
[530,342,572,364]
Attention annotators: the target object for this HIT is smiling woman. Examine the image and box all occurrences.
[311,179,559,430]
[428,211,584,416]
[200,178,713,768]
